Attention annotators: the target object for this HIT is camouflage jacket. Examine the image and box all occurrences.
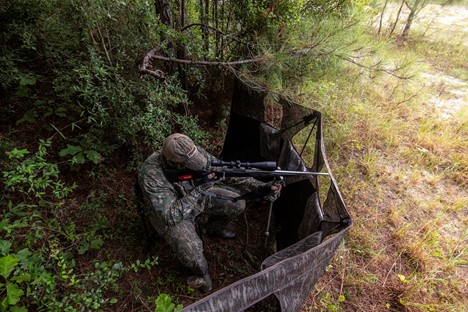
[138,147,263,234]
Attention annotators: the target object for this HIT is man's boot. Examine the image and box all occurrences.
[188,273,213,293]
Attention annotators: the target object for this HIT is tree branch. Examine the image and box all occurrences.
[138,45,167,79]
[138,44,263,79]
[181,23,250,46]
[148,54,263,66]
[404,0,414,12]
[340,56,414,80]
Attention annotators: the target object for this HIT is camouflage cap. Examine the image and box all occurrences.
[162,133,208,170]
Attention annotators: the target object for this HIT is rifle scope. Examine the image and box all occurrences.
[211,160,277,171]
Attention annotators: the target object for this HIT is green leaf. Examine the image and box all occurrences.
[0,240,12,256]
[155,294,183,312]
[155,294,175,312]
[90,239,103,250]
[84,150,101,164]
[1,296,8,309]
[0,255,20,278]
[6,148,30,159]
[11,306,28,312]
[59,144,83,157]
[55,106,67,117]
[12,273,31,283]
[77,245,89,255]
[15,85,30,97]
[6,282,24,305]
[72,153,86,164]
[19,74,36,86]
[15,249,33,266]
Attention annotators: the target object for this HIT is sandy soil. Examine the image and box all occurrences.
[421,72,467,118]
[373,3,468,118]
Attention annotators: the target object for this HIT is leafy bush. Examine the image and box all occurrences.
[0,0,207,164]
[1,141,161,310]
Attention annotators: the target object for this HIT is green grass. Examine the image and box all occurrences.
[298,3,468,311]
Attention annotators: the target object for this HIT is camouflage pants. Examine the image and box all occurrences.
[163,187,246,275]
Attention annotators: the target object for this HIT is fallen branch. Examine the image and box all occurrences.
[138,44,263,79]
[147,54,263,66]
[139,44,167,79]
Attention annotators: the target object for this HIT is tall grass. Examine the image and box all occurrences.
[299,3,467,311]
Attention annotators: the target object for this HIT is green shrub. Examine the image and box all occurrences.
[0,0,207,164]
[1,140,163,310]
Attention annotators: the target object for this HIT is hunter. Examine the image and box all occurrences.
[138,133,280,292]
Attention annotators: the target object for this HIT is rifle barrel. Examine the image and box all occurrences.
[210,167,329,178]
[210,160,328,176]
[274,170,329,176]
[211,160,277,171]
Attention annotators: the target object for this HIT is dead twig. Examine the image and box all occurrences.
[340,56,415,80]
[97,23,113,67]
[181,23,250,46]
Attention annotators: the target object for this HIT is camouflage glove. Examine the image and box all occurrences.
[195,173,218,186]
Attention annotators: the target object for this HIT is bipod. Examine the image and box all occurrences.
[262,177,284,259]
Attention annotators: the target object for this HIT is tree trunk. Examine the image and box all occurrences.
[201,0,209,53]
[401,0,429,40]
[175,1,187,90]
[214,0,219,58]
[389,0,405,36]
[181,0,185,29]
[401,9,416,39]
[378,0,389,35]
[154,0,171,27]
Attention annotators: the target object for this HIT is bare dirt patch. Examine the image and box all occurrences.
[372,3,468,118]
[420,72,467,118]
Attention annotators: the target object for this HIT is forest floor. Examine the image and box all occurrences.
[303,3,467,311]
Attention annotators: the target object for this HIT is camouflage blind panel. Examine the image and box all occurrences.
[183,80,351,312]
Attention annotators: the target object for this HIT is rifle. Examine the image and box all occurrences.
[163,159,329,183]
[164,160,329,254]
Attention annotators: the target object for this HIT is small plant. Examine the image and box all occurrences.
[129,257,159,273]
[154,294,183,312]
[3,139,76,200]
[315,291,346,312]
[59,144,102,166]
[0,251,24,310]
